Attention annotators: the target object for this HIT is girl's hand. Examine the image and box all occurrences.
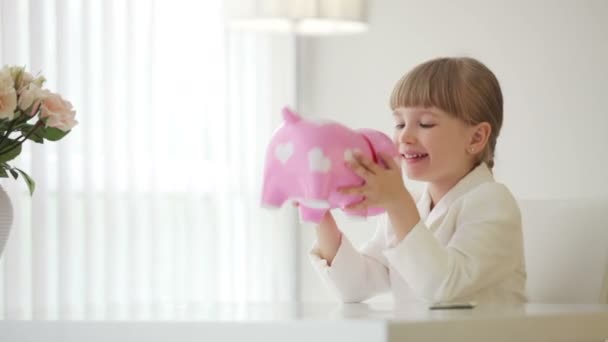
[339,152,410,212]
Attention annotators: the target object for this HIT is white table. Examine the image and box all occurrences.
[1,302,607,342]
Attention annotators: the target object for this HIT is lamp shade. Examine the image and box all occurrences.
[227,0,368,35]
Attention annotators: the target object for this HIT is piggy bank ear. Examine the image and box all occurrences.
[358,128,399,158]
[282,107,301,124]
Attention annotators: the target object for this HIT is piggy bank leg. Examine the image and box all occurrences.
[299,206,328,224]
[343,207,368,219]
[261,188,288,208]
[305,174,332,202]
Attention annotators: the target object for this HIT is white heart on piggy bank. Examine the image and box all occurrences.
[275,142,294,164]
[308,147,332,173]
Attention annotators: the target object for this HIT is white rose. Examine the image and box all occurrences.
[0,67,14,89]
[16,71,34,90]
[32,76,46,87]
[19,84,48,113]
[0,68,17,120]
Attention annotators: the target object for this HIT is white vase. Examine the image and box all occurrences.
[0,185,13,257]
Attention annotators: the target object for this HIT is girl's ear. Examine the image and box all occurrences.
[467,122,491,154]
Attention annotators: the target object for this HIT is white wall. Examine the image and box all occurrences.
[298,0,608,302]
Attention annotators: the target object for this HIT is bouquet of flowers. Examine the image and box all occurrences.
[0,65,78,195]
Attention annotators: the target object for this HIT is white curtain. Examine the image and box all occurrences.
[0,0,298,319]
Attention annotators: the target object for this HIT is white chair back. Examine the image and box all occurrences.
[520,199,608,303]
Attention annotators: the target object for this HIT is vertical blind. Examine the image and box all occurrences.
[0,0,298,319]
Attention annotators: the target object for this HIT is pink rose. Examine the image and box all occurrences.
[40,92,78,131]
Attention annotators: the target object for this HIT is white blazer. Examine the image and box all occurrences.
[309,163,527,304]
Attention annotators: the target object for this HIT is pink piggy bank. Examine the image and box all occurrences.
[261,107,399,224]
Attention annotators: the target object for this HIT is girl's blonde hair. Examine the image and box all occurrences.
[390,57,503,169]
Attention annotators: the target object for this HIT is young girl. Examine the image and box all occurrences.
[309,57,526,304]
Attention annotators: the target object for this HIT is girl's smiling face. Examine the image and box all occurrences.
[393,106,478,185]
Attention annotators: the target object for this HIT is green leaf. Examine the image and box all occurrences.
[9,168,18,179]
[18,123,33,131]
[0,167,8,178]
[44,127,69,141]
[15,168,35,196]
[20,123,45,143]
[0,119,9,131]
[0,139,22,163]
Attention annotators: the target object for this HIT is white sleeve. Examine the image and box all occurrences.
[309,217,391,303]
[383,183,523,303]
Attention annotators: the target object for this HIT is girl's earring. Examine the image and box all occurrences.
[469,148,475,153]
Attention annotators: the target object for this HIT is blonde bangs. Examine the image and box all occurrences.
[389,57,504,168]
[390,59,465,119]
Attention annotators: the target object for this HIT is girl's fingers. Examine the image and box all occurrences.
[347,159,373,179]
[378,152,399,170]
[354,153,381,174]
[338,185,366,195]
[346,198,369,211]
